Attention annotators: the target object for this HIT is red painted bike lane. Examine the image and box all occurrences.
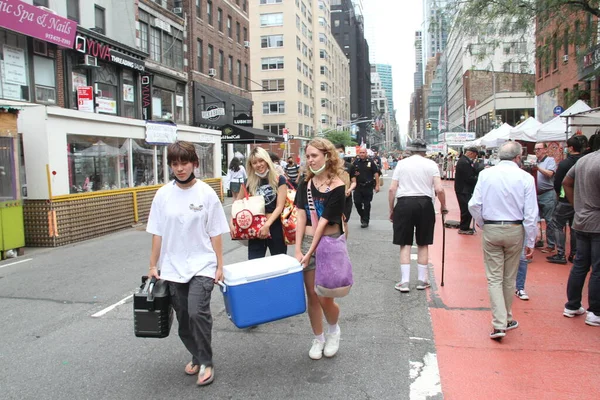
[428,182,599,400]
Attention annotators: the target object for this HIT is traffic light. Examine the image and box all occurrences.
[489,110,494,120]
[426,121,432,130]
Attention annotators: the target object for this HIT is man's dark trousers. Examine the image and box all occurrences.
[456,191,473,230]
[354,185,374,223]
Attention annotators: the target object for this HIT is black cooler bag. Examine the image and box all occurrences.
[133,277,173,338]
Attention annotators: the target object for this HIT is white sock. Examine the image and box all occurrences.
[328,323,340,334]
[315,333,325,342]
[418,264,428,282]
[401,264,410,283]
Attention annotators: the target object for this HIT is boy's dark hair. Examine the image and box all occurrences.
[334,143,345,151]
[567,135,587,153]
[167,141,199,166]
[269,152,280,162]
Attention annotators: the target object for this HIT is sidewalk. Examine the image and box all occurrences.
[428,182,599,399]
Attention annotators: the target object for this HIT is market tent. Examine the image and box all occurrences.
[220,124,284,144]
[463,137,483,148]
[565,107,600,138]
[119,140,154,155]
[79,140,120,156]
[510,117,541,142]
[536,100,590,142]
[480,123,513,148]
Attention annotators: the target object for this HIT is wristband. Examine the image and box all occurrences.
[149,266,157,270]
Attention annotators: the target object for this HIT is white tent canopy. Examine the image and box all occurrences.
[510,117,541,142]
[564,107,600,138]
[481,123,513,148]
[536,100,591,142]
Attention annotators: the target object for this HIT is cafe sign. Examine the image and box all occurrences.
[0,0,77,47]
[201,106,225,121]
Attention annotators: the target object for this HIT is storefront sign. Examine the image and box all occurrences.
[76,86,94,113]
[74,35,145,71]
[146,121,178,144]
[97,97,117,114]
[141,74,152,120]
[0,0,77,47]
[233,113,253,127]
[123,84,134,102]
[2,45,26,85]
[580,43,600,79]
[438,132,475,143]
[176,95,184,107]
[202,106,225,121]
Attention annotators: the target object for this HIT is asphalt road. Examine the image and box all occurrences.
[0,176,442,400]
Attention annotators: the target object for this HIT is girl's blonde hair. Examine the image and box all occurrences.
[245,147,280,195]
[304,138,345,184]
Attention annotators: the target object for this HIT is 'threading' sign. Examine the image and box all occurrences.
[145,121,178,145]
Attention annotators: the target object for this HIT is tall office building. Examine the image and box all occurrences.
[249,0,350,157]
[330,0,372,144]
[422,0,453,64]
[374,64,395,121]
[414,30,424,90]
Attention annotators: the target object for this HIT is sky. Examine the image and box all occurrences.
[363,0,424,138]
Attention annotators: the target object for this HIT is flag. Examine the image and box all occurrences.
[360,137,366,148]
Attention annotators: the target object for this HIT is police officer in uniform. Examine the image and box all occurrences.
[353,148,380,228]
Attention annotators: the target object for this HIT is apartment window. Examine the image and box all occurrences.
[304,104,310,116]
[264,124,285,135]
[334,19,340,27]
[537,46,542,78]
[297,79,302,92]
[260,0,283,3]
[303,84,308,96]
[139,12,149,53]
[228,56,233,84]
[297,101,303,114]
[296,15,300,29]
[67,0,80,22]
[243,27,248,42]
[262,79,284,91]
[552,33,558,70]
[261,56,284,70]
[196,0,202,18]
[33,0,48,6]
[296,36,301,51]
[207,1,213,25]
[237,60,242,87]
[297,58,301,71]
[197,39,204,72]
[564,28,569,57]
[33,55,56,104]
[260,13,283,26]
[94,6,106,34]
[244,63,249,89]
[218,50,224,79]
[298,123,303,136]
[208,44,214,69]
[261,35,284,48]
[263,101,285,114]
[243,0,247,12]
[150,28,161,62]
[148,27,184,70]
[227,16,232,37]
[302,43,308,57]
[217,8,223,31]
[236,22,241,43]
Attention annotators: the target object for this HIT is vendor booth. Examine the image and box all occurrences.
[510,117,541,142]
[480,123,513,148]
[536,100,591,142]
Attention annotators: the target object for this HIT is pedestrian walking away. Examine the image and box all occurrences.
[468,141,539,341]
[284,156,301,189]
[335,143,357,237]
[562,146,600,327]
[388,138,447,293]
[454,146,481,235]
[146,141,230,386]
[546,135,587,264]
[225,157,247,199]
[533,142,557,252]
[294,138,348,360]
[233,147,288,260]
[352,148,380,228]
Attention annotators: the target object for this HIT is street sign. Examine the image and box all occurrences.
[282,127,289,142]
[77,86,94,113]
[553,106,565,116]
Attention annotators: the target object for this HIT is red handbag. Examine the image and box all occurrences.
[231,184,269,240]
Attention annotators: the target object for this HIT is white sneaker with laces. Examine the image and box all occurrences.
[563,307,586,318]
[394,282,410,292]
[323,330,341,358]
[309,339,325,360]
[515,290,529,300]
[585,311,600,326]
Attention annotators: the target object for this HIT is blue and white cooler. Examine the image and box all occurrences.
[220,254,306,328]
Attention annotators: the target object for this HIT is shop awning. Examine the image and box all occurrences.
[220,124,284,143]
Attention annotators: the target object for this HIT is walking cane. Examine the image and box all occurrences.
[441,211,447,287]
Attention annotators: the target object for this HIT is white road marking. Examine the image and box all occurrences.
[409,352,442,399]
[91,294,133,318]
[409,337,432,342]
[0,258,33,269]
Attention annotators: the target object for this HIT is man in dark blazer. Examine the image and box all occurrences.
[455,146,481,234]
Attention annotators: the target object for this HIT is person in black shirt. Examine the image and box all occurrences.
[294,138,347,360]
[454,146,480,234]
[352,148,380,227]
[546,135,588,264]
[284,156,300,188]
[334,143,357,236]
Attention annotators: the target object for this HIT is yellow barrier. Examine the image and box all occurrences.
[50,185,163,203]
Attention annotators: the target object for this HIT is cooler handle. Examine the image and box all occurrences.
[245,269,290,282]
[216,281,226,293]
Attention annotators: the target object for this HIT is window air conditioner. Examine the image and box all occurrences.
[563,54,569,62]
[244,41,251,48]
[208,68,217,77]
[79,55,98,68]
[173,7,183,14]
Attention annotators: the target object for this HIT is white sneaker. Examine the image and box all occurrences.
[394,282,410,292]
[309,339,325,360]
[563,307,586,318]
[323,330,341,358]
[585,312,600,327]
[515,290,529,300]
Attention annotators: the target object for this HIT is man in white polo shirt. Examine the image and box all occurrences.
[388,139,448,292]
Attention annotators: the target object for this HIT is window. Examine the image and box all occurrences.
[298,123,303,136]
[262,79,284,91]
[304,104,309,116]
[139,14,149,53]
[148,27,184,70]
[150,28,161,62]
[302,43,308,57]
[261,35,284,48]
[94,6,105,34]
[207,1,213,25]
[297,58,302,71]
[261,57,284,70]
[218,50,224,79]
[296,36,301,51]
[67,0,79,22]
[227,16,232,37]
[243,27,248,42]
[298,101,303,114]
[564,28,569,57]
[228,56,233,84]
[197,39,204,72]
[243,0,247,12]
[261,13,283,26]
[297,80,302,92]
[33,56,56,104]
[263,124,285,135]
[208,44,214,68]
[236,22,241,43]
[263,101,285,114]
[303,84,308,96]
[217,8,223,31]
[244,63,249,89]
[296,14,300,29]
[196,0,202,18]
[237,60,242,87]
[33,0,48,6]
[260,0,283,3]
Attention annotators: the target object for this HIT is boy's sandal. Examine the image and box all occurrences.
[184,362,199,375]
[197,365,215,386]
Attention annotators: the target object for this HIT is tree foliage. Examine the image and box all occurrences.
[324,130,356,147]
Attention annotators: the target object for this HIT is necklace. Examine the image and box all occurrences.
[312,177,331,192]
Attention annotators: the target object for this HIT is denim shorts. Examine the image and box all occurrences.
[300,232,342,271]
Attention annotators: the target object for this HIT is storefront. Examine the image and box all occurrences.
[18,106,222,247]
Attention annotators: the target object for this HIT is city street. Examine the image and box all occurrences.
[1,178,598,399]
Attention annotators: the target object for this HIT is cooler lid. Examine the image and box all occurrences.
[223,254,303,286]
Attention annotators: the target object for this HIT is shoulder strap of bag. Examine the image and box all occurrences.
[241,183,250,200]
[306,180,319,227]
